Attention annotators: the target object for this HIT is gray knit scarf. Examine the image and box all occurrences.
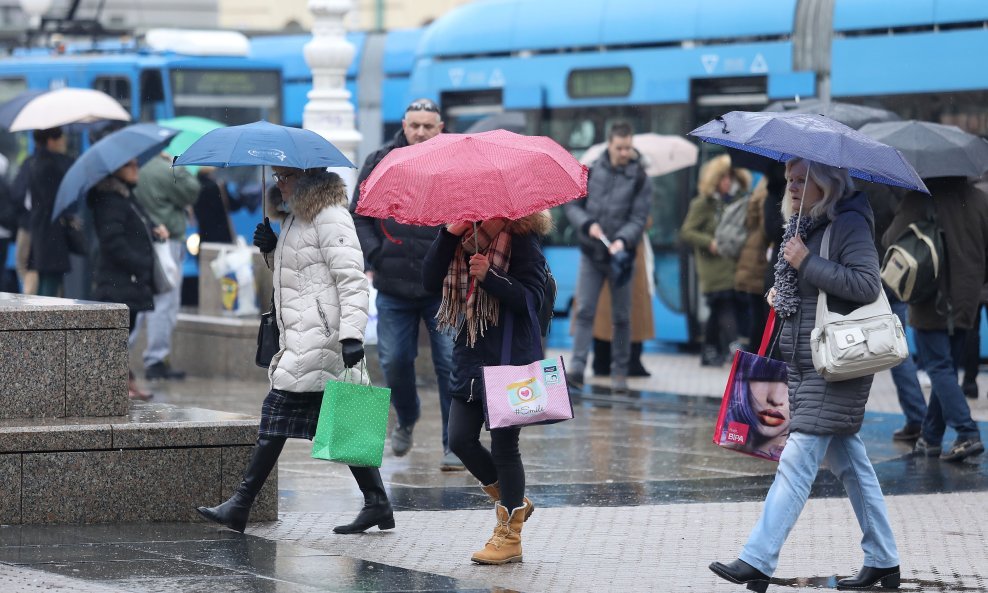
[773,214,813,319]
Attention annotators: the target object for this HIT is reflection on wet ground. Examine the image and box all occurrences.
[3,378,986,592]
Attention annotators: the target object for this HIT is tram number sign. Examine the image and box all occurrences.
[567,67,633,99]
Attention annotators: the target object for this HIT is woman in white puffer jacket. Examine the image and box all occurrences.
[197,168,395,535]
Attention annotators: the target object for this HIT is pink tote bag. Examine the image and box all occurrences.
[482,292,574,430]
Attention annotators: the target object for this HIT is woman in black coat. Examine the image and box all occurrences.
[423,211,549,566]
[88,159,164,400]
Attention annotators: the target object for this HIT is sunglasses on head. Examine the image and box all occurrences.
[406,101,440,114]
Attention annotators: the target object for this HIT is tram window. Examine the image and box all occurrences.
[93,76,132,114]
[139,70,165,122]
[171,69,281,125]
[0,77,27,103]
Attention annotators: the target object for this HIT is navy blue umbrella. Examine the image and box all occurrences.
[52,123,179,221]
[172,120,354,169]
[689,111,929,194]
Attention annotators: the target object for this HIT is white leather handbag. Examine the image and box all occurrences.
[810,225,909,382]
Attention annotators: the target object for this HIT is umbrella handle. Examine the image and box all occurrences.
[473,221,479,253]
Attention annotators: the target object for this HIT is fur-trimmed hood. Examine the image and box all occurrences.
[506,210,553,236]
[288,170,349,222]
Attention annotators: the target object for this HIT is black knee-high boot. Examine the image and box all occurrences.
[333,466,395,534]
[196,436,285,533]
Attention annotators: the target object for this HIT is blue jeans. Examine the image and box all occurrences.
[375,292,454,450]
[914,329,981,444]
[888,296,927,426]
[740,431,899,576]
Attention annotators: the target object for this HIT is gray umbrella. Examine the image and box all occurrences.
[464,111,527,134]
[764,99,900,129]
[858,120,988,179]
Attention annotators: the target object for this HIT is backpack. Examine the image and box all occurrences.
[537,263,557,337]
[880,218,944,304]
[713,194,750,260]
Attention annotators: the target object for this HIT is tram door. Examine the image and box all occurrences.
[684,76,768,345]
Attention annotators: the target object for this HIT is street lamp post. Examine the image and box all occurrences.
[303,0,362,187]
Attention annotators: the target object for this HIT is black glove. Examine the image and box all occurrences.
[340,338,365,368]
[253,217,278,253]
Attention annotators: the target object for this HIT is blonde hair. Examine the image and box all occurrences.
[781,158,855,219]
[697,154,752,197]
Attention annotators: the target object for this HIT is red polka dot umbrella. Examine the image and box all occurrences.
[356,130,588,225]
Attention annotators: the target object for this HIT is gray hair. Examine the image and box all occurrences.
[781,158,856,219]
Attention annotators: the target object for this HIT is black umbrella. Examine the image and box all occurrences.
[464,111,527,134]
[858,120,988,179]
[764,99,900,130]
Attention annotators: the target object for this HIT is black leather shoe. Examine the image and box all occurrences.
[836,565,900,590]
[892,424,921,442]
[146,361,186,381]
[334,466,395,534]
[709,559,770,593]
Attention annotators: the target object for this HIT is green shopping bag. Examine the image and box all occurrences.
[311,367,391,467]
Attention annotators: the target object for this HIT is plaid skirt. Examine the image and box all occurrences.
[258,389,324,440]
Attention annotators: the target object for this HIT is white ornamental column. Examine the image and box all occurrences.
[303,0,362,191]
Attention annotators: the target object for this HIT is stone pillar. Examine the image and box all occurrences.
[304,0,362,190]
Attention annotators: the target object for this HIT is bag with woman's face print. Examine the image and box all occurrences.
[713,310,790,461]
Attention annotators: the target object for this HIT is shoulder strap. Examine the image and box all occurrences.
[499,291,545,365]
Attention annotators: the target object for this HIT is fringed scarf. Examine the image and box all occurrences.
[436,220,512,347]
[773,214,813,319]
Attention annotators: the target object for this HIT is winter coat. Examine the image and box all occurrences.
[351,129,444,299]
[564,154,651,267]
[735,187,769,295]
[680,192,738,294]
[193,172,234,244]
[268,172,369,393]
[422,212,551,402]
[882,179,988,331]
[26,148,75,274]
[132,154,200,238]
[778,191,882,435]
[590,243,655,342]
[87,177,156,313]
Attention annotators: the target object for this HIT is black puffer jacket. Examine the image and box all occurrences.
[778,191,881,435]
[26,148,75,273]
[351,129,443,299]
[87,177,155,313]
[423,213,550,402]
[563,154,650,266]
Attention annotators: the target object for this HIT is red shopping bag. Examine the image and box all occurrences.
[712,310,790,461]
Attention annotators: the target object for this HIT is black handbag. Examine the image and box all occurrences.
[61,215,91,256]
[255,303,279,368]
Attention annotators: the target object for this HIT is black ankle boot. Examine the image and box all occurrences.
[197,437,285,533]
[837,565,900,590]
[709,559,770,593]
[333,466,395,534]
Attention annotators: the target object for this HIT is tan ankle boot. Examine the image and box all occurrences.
[480,482,534,521]
[471,502,526,565]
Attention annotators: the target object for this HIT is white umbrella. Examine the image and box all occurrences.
[579,133,699,177]
[7,88,130,132]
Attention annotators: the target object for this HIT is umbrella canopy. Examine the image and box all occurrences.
[764,99,901,130]
[156,116,226,174]
[357,130,588,225]
[579,133,698,177]
[689,111,928,193]
[52,123,179,221]
[858,120,988,180]
[2,88,131,132]
[172,120,354,169]
[464,112,527,134]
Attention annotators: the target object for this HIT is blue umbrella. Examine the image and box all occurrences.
[51,123,179,221]
[689,111,929,194]
[172,120,354,169]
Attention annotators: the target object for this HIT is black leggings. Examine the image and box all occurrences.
[448,398,525,510]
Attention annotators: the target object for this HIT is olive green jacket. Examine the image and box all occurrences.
[133,154,200,238]
[680,193,737,294]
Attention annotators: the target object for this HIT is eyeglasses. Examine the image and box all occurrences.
[272,171,297,183]
[406,101,440,114]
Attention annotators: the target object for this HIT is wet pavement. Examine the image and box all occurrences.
[2,349,987,591]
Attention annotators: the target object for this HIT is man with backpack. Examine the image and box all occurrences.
[564,121,651,394]
[883,177,988,462]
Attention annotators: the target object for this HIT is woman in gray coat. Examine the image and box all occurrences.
[710,158,900,592]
